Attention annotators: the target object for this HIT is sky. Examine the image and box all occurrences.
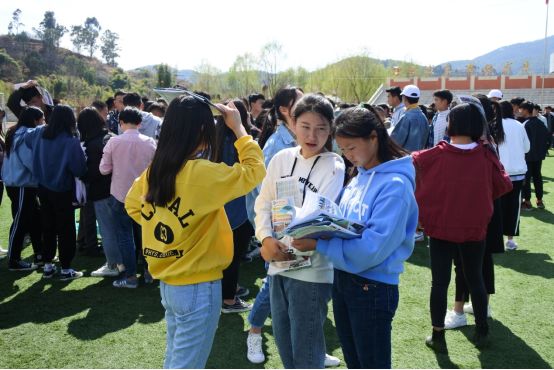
[0,0,552,72]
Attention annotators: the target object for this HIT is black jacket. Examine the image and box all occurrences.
[524,117,549,162]
[82,130,113,202]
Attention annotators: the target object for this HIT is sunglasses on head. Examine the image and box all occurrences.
[182,90,224,114]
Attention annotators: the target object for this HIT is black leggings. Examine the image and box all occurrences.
[38,187,76,269]
[221,221,254,300]
[429,238,488,333]
[6,186,43,262]
[455,250,494,300]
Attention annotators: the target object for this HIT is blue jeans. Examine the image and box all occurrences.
[270,275,332,369]
[248,272,272,329]
[332,269,399,369]
[107,195,136,276]
[160,280,222,369]
[94,197,123,266]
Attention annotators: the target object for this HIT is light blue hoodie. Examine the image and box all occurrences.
[316,156,418,285]
[1,127,37,187]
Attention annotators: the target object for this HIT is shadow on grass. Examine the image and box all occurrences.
[0,270,164,339]
[458,320,550,368]
[520,207,554,223]
[495,249,554,279]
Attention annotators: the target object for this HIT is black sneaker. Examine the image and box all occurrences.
[43,266,58,279]
[425,330,448,354]
[222,298,253,314]
[8,260,39,272]
[59,269,84,281]
[472,327,490,349]
[236,286,249,298]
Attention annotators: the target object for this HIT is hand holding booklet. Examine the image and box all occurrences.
[284,192,366,240]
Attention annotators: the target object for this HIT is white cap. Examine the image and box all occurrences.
[487,89,503,99]
[400,85,420,98]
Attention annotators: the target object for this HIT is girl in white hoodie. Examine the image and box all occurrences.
[255,94,345,368]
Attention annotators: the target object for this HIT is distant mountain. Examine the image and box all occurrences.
[129,65,197,82]
[443,36,554,75]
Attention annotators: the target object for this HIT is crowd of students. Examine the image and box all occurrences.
[0,80,552,368]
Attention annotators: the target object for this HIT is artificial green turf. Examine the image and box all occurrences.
[1,153,553,368]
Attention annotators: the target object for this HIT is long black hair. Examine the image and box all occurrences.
[213,99,251,163]
[474,94,505,145]
[77,107,107,142]
[258,86,302,149]
[42,105,77,140]
[335,104,409,182]
[145,95,216,206]
[5,106,44,156]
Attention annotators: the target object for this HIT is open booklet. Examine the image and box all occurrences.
[268,188,366,276]
[284,192,366,240]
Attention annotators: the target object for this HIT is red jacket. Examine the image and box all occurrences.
[412,142,512,243]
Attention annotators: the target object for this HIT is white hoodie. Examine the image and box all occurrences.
[255,146,345,284]
[498,118,530,177]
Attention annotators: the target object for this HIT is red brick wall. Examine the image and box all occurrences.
[445,79,471,90]
[475,77,501,90]
[536,76,554,88]
[505,76,532,89]
[418,79,442,90]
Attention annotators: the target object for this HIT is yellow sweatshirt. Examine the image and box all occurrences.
[125,135,266,285]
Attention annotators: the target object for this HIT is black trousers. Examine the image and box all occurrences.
[38,187,76,269]
[454,250,494,299]
[6,186,43,263]
[221,221,254,300]
[77,201,98,250]
[523,161,543,201]
[429,238,488,333]
[501,180,523,236]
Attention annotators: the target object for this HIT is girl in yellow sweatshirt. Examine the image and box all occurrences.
[125,96,265,369]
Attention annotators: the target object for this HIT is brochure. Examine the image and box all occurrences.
[284,192,366,240]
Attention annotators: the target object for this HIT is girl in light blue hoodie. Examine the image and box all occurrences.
[2,106,45,271]
[293,105,418,369]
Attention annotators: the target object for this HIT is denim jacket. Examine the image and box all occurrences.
[390,105,429,152]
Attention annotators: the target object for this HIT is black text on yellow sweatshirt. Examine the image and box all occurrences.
[125,135,266,285]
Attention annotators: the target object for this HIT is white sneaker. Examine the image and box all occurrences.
[0,247,8,256]
[444,310,467,329]
[91,263,120,277]
[505,239,518,251]
[463,303,493,318]
[414,231,425,242]
[246,333,265,364]
[324,353,341,367]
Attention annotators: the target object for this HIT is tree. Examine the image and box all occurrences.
[7,9,24,36]
[0,49,23,81]
[194,60,222,96]
[259,42,284,97]
[110,68,130,91]
[156,64,173,87]
[70,25,86,53]
[82,17,101,58]
[227,53,259,97]
[100,29,120,66]
[33,11,67,49]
